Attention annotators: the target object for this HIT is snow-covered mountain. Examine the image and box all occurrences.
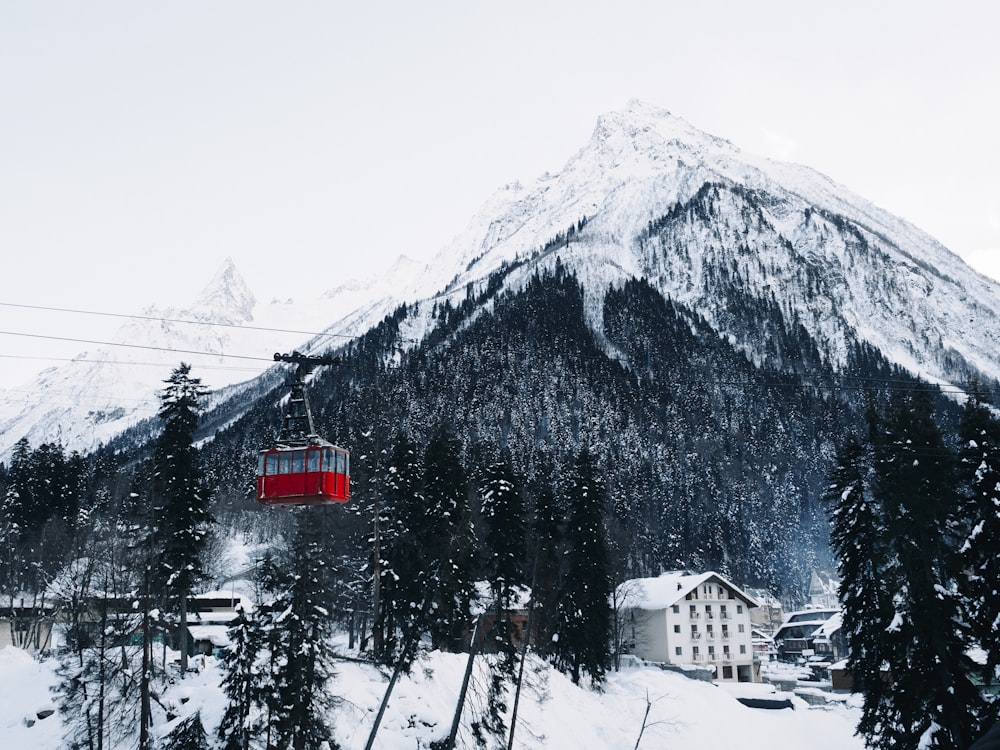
[4,100,1000,459]
[422,100,1000,385]
[0,257,423,459]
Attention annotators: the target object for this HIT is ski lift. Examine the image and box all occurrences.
[256,352,350,507]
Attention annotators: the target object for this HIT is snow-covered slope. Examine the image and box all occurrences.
[0,644,863,750]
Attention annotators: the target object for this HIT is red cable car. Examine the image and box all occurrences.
[256,442,350,507]
[256,351,350,508]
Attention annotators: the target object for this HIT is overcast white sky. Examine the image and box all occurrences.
[2,1,999,388]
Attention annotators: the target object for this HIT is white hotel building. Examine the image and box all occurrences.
[619,571,759,682]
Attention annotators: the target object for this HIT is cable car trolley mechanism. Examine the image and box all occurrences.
[256,351,350,508]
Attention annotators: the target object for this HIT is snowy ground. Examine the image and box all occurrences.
[0,643,864,750]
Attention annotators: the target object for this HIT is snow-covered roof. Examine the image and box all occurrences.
[617,571,759,610]
[813,611,843,638]
[780,608,840,625]
[773,608,842,640]
[187,625,231,648]
[742,587,782,608]
[751,628,774,642]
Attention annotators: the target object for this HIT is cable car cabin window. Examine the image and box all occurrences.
[279,452,292,474]
[292,450,305,474]
[307,449,320,473]
[342,451,349,476]
[322,448,334,472]
[258,453,266,476]
[265,453,278,476]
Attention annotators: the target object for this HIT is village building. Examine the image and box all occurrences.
[771,608,843,662]
[807,570,840,610]
[743,586,785,635]
[181,591,251,657]
[618,571,759,683]
[751,627,775,661]
[0,597,56,653]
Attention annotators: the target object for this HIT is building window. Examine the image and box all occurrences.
[705,605,713,618]
[672,604,680,614]
[674,624,681,633]
[737,604,743,614]
[691,624,698,636]
[692,646,699,656]
[738,624,745,633]
[722,625,729,637]
[706,624,713,634]
[723,645,730,655]
[675,647,683,656]
[723,666,733,679]
[708,645,715,655]
[740,645,747,654]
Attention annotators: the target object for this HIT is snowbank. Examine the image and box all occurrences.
[0,643,864,750]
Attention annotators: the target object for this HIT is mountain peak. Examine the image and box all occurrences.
[192,257,256,323]
[586,100,740,169]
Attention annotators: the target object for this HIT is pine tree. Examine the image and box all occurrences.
[552,448,611,685]
[217,605,265,750]
[957,385,1000,685]
[163,712,210,750]
[258,516,339,750]
[530,483,564,660]
[479,456,526,658]
[825,433,895,743]
[373,433,425,664]
[2,438,36,536]
[420,426,476,652]
[870,387,983,749]
[153,362,214,675]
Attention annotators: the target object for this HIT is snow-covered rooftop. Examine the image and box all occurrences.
[618,570,760,610]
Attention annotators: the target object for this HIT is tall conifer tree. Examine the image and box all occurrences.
[258,516,339,750]
[870,387,983,749]
[826,433,896,742]
[958,386,1000,685]
[529,483,563,659]
[480,455,526,656]
[552,448,611,685]
[217,605,265,750]
[374,433,425,664]
[421,426,476,652]
[153,363,213,675]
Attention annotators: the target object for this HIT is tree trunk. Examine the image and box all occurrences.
[179,589,188,675]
